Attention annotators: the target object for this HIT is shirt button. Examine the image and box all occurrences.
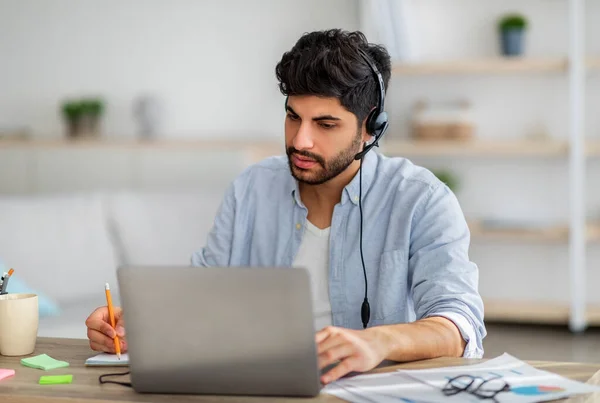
[354,196,359,202]
[296,223,301,230]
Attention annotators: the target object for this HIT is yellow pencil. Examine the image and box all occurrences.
[104,283,121,360]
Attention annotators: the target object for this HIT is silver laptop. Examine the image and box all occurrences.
[117,266,322,397]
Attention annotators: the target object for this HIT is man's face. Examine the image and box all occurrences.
[285,95,368,185]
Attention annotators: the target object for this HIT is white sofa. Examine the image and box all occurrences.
[0,188,228,339]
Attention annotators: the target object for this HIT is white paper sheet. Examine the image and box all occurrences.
[323,353,600,403]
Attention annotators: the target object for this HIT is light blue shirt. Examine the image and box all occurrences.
[191,150,486,358]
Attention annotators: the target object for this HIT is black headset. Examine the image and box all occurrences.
[354,48,389,160]
[354,48,389,329]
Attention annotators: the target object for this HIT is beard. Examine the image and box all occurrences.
[286,131,363,185]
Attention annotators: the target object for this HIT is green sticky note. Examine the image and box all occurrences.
[21,354,69,370]
[39,375,73,385]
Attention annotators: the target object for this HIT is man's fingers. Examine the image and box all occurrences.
[114,309,126,337]
[317,330,351,355]
[315,330,330,344]
[87,329,116,350]
[89,306,110,323]
[115,323,126,337]
[319,343,355,370]
[321,356,360,384]
[315,326,339,344]
[90,340,114,353]
[87,319,116,338]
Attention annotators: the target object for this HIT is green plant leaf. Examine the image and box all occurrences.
[499,14,528,31]
[61,101,83,120]
[80,98,104,116]
[432,169,459,192]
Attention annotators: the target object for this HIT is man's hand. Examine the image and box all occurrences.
[316,326,390,384]
[85,306,128,354]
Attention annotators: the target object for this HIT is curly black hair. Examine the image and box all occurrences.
[275,29,391,127]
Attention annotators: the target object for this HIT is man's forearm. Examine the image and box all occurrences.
[372,316,467,362]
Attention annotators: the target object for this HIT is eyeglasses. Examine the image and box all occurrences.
[443,374,511,401]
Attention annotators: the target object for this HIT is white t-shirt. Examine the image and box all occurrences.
[292,219,332,330]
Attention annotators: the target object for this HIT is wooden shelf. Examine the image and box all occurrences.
[0,138,284,164]
[391,56,600,75]
[484,300,600,326]
[587,140,600,157]
[382,139,569,157]
[392,58,568,75]
[468,221,600,243]
[468,221,569,242]
[0,137,596,159]
[588,223,600,242]
[587,58,600,70]
[0,137,282,150]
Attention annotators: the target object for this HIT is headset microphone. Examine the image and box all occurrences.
[354,118,388,160]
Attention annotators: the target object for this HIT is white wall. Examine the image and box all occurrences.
[0,0,359,139]
[1,0,599,308]
[0,0,359,192]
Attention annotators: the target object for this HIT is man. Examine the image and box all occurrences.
[85,29,485,385]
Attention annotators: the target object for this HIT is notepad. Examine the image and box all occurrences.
[0,369,15,381]
[21,354,69,370]
[39,374,73,385]
[85,352,129,366]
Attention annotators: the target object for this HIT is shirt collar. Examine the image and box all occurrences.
[342,150,377,206]
[288,150,378,207]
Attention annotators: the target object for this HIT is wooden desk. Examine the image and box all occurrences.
[1,338,600,403]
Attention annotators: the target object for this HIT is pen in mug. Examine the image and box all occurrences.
[0,268,14,295]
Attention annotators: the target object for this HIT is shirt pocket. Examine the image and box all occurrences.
[373,249,409,321]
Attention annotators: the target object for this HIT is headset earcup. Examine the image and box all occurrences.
[368,111,388,137]
[365,109,378,136]
[374,111,388,133]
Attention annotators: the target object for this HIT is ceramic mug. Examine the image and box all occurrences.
[0,293,38,356]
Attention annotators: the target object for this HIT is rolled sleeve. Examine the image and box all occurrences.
[409,182,486,358]
[435,311,483,358]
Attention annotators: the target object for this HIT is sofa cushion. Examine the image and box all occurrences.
[0,193,120,305]
[106,190,225,266]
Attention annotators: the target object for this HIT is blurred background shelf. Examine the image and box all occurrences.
[468,221,569,242]
[468,221,600,243]
[484,300,600,326]
[0,137,282,151]
[382,139,569,157]
[0,138,284,162]
[587,57,600,70]
[587,223,600,242]
[392,56,600,76]
[392,58,568,75]
[587,140,600,157]
[1,138,597,160]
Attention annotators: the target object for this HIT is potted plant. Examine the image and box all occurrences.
[498,13,528,57]
[60,97,104,138]
[432,169,459,193]
[61,100,84,138]
[80,98,104,136]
